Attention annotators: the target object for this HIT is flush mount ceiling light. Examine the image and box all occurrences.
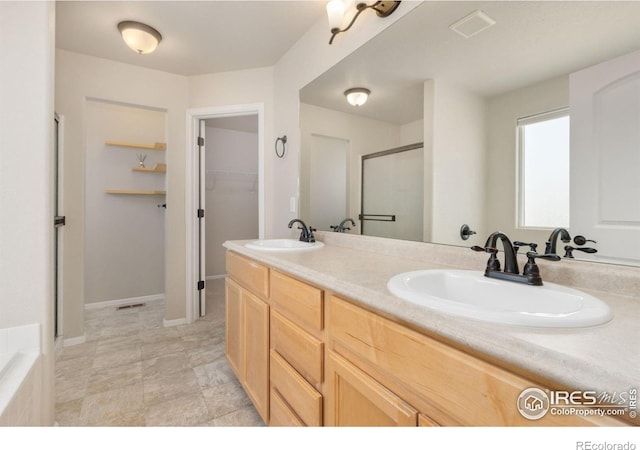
[117,21,162,54]
[344,87,371,106]
[327,1,401,45]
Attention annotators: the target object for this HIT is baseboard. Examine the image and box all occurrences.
[84,293,165,310]
[206,274,225,281]
[163,317,187,327]
[62,335,86,347]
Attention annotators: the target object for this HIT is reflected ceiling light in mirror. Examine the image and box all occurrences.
[327,1,401,45]
[118,21,162,54]
[344,87,371,106]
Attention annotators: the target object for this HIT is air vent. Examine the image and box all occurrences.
[117,303,145,310]
[449,10,496,39]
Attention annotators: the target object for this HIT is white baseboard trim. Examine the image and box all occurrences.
[163,317,187,327]
[62,335,86,347]
[84,293,165,310]
[206,275,225,281]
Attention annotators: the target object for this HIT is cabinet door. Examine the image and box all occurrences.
[243,290,270,423]
[326,352,417,427]
[225,278,243,379]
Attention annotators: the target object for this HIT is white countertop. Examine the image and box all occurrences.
[223,236,640,398]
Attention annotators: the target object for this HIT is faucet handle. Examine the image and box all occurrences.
[472,245,501,271]
[521,251,561,286]
[514,241,538,254]
[573,235,597,246]
[526,251,561,262]
[563,245,598,258]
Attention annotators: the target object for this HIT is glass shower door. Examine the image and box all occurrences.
[360,144,424,242]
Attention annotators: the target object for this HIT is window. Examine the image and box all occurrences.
[517,108,570,229]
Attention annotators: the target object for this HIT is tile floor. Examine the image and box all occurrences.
[54,278,264,426]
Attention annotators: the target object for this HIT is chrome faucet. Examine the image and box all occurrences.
[472,231,560,286]
[545,228,571,255]
[331,218,356,232]
[288,219,316,243]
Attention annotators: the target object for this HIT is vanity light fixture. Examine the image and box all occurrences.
[327,0,401,45]
[117,21,162,54]
[344,87,370,106]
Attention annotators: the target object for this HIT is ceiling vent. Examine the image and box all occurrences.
[449,10,496,39]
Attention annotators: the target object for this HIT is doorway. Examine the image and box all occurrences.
[186,104,265,323]
[54,113,64,338]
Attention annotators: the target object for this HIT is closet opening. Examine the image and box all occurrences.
[186,104,265,323]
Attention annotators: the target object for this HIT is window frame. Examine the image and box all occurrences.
[515,107,570,230]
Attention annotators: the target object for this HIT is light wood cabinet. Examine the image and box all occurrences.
[225,253,270,424]
[225,278,243,378]
[327,294,623,427]
[270,388,304,426]
[270,350,322,426]
[268,270,324,426]
[326,351,418,427]
[243,290,269,422]
[226,251,628,427]
[271,310,323,389]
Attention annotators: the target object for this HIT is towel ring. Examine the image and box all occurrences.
[275,135,287,158]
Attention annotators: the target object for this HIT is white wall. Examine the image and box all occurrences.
[55,49,188,333]
[273,2,422,238]
[189,67,274,236]
[486,75,569,245]
[400,119,424,145]
[204,125,259,277]
[430,80,487,247]
[299,103,402,230]
[84,100,166,304]
[0,1,55,425]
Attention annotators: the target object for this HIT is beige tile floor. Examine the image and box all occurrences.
[54,278,264,427]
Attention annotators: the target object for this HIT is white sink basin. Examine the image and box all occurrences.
[244,239,324,252]
[387,269,612,328]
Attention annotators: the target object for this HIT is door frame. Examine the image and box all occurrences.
[54,113,65,341]
[185,103,265,323]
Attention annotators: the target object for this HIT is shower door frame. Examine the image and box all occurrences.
[360,142,424,237]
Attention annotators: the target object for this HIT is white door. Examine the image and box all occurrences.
[198,119,206,316]
[570,49,640,264]
[309,135,349,232]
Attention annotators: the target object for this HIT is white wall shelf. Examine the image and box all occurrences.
[105,140,166,151]
[105,189,166,195]
[132,163,167,173]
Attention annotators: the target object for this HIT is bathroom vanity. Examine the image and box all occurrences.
[223,233,638,427]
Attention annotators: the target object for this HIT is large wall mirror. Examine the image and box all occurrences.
[299,1,640,267]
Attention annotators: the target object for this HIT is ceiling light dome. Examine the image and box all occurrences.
[344,87,370,106]
[118,21,162,54]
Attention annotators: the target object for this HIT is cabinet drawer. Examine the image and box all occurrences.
[226,251,269,299]
[326,351,418,427]
[270,388,304,427]
[270,349,322,426]
[271,270,323,333]
[328,295,619,426]
[271,310,323,388]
